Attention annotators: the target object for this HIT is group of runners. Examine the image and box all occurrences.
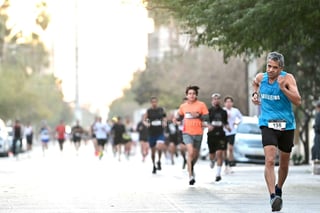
[141,51,302,212]
[8,51,302,212]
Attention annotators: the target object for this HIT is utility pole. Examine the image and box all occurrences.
[74,0,81,122]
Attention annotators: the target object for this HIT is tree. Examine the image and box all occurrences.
[144,0,320,163]
[0,0,10,61]
[0,1,73,126]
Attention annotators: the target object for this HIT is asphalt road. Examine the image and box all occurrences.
[1,141,320,213]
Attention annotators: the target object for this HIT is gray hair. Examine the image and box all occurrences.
[267,52,285,68]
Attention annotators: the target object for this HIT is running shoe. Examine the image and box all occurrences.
[99,151,103,160]
[270,195,282,212]
[215,176,222,182]
[275,185,282,197]
[189,176,195,185]
[157,161,162,170]
[152,166,157,174]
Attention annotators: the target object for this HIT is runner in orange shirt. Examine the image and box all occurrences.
[174,85,209,185]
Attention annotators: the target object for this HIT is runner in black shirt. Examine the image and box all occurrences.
[207,93,231,182]
[136,115,149,162]
[144,96,167,174]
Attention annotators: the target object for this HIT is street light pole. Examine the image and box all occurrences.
[74,0,81,122]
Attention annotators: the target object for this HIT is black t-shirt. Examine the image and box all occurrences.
[72,125,83,138]
[112,123,126,141]
[137,121,148,140]
[13,125,22,139]
[146,107,166,136]
[208,106,228,137]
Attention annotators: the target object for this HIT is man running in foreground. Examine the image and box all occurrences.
[252,51,301,212]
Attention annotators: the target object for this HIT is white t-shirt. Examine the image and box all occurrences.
[24,126,33,136]
[223,107,243,136]
[93,122,110,139]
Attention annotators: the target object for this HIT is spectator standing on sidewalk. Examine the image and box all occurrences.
[252,52,301,212]
[12,119,23,157]
[312,101,320,162]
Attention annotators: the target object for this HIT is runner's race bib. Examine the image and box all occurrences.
[184,112,193,119]
[151,120,162,126]
[211,121,223,127]
[268,120,286,131]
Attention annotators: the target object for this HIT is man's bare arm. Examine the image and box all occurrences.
[278,73,301,106]
[251,73,263,105]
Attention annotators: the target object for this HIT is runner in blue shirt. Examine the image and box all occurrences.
[252,52,301,212]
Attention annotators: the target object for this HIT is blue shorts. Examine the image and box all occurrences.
[41,139,49,143]
[148,134,165,148]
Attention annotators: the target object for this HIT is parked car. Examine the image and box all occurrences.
[233,116,279,164]
[0,119,10,156]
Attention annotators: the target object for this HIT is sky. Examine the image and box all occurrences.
[6,0,152,118]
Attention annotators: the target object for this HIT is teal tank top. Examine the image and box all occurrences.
[259,71,296,130]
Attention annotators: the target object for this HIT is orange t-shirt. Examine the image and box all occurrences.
[178,100,209,135]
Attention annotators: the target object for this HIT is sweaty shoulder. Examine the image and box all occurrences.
[254,73,264,84]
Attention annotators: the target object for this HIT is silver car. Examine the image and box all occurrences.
[233,116,267,164]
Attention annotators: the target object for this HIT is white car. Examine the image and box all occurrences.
[233,116,278,164]
[0,119,10,156]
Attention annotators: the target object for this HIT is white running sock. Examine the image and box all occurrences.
[216,166,222,176]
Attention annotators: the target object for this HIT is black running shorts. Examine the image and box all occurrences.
[207,135,227,153]
[261,127,294,153]
[226,134,235,145]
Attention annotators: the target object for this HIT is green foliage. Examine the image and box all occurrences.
[128,47,248,112]
[0,1,73,126]
[0,65,73,125]
[145,0,320,109]
[1,0,50,71]
[108,88,142,119]
[145,0,320,163]
[146,0,320,58]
